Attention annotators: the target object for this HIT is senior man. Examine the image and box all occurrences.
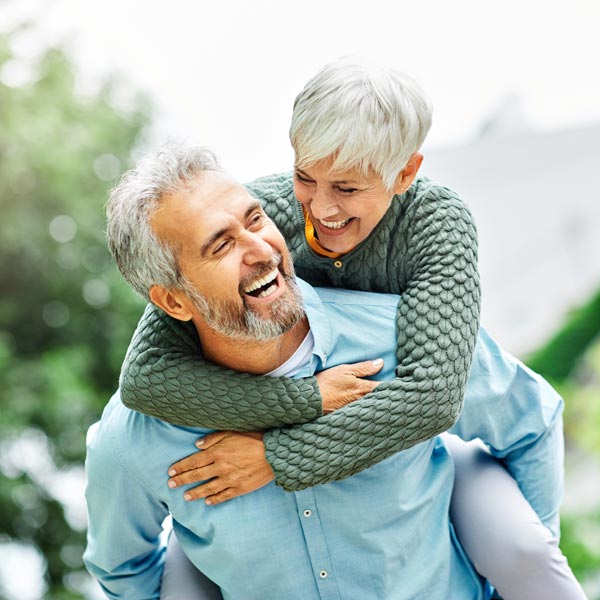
[84,145,567,599]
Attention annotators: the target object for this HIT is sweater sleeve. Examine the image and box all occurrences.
[120,304,323,431]
[264,188,481,490]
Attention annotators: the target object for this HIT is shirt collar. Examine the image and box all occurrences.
[296,278,330,368]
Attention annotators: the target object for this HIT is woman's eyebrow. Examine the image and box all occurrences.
[295,167,359,185]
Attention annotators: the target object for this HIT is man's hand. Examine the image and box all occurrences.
[167,431,274,505]
[317,359,384,413]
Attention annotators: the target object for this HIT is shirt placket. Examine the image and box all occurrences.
[293,488,341,600]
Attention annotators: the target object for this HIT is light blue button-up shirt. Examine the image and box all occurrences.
[84,281,564,600]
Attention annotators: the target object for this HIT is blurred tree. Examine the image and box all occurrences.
[527,289,600,384]
[525,294,600,593]
[0,25,150,598]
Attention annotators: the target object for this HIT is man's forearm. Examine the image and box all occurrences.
[450,328,566,538]
[500,411,565,537]
[84,420,168,598]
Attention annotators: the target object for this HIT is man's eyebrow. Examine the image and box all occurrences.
[200,226,230,258]
[244,201,262,219]
[200,202,263,257]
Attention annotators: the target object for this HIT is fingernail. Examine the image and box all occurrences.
[168,480,176,488]
[196,440,204,447]
[205,499,212,506]
[168,469,176,477]
[372,358,384,366]
[184,493,192,501]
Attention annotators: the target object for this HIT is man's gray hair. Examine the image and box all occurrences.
[106,144,221,299]
[290,56,433,190]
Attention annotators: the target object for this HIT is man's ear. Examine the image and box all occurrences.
[393,152,424,195]
[149,285,193,322]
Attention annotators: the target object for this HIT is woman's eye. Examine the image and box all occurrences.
[294,173,313,184]
[337,187,358,195]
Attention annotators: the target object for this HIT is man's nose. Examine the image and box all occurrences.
[242,231,275,264]
[310,187,339,220]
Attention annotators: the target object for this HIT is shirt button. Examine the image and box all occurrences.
[319,570,328,579]
[303,509,312,517]
[333,260,343,268]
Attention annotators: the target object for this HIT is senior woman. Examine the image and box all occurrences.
[118,58,584,598]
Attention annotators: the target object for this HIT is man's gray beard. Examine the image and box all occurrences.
[182,269,305,342]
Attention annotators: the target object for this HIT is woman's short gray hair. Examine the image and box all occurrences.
[106,144,221,300]
[290,56,432,190]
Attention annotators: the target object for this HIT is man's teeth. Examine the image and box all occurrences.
[256,284,278,298]
[319,218,351,230]
[244,268,279,295]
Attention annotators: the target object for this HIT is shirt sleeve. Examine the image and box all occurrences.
[263,189,481,490]
[119,303,323,430]
[449,328,565,537]
[83,420,168,599]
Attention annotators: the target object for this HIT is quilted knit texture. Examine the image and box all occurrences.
[120,305,322,430]
[120,173,481,491]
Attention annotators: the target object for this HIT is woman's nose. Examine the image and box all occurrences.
[310,188,339,220]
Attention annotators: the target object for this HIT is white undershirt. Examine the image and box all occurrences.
[266,331,315,378]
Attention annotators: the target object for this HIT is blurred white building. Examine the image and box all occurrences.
[424,114,600,356]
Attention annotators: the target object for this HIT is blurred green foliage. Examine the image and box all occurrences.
[527,289,600,384]
[559,338,600,591]
[525,295,600,592]
[0,26,149,598]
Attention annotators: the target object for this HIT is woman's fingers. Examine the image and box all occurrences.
[166,431,274,505]
[168,463,219,489]
[168,448,214,477]
[316,359,383,413]
[194,430,232,450]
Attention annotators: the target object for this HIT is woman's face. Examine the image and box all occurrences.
[293,158,402,255]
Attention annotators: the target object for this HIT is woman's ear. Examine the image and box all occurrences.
[149,285,194,321]
[393,153,424,195]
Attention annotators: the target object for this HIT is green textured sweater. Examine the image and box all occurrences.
[120,173,481,491]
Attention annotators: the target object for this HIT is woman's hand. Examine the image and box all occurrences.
[167,359,383,504]
[317,359,384,413]
[167,431,274,505]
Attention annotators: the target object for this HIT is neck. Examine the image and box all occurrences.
[195,317,310,375]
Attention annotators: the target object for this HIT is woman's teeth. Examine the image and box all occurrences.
[319,218,351,230]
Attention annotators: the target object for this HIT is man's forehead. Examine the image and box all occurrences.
[190,174,258,223]
[151,172,256,242]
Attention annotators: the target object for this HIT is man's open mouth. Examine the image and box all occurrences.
[243,267,280,298]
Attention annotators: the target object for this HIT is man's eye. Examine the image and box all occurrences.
[249,213,265,227]
[336,187,358,195]
[213,240,232,254]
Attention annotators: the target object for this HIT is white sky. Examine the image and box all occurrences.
[2,0,600,181]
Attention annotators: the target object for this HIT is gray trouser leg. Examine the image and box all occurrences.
[444,434,587,600]
[160,530,224,600]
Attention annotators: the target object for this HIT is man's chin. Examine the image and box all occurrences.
[237,277,304,341]
[244,294,304,341]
